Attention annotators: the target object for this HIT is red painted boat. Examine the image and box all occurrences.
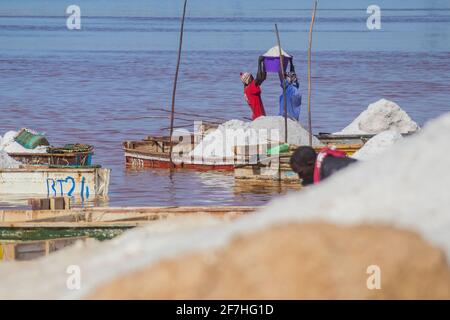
[123,136,235,171]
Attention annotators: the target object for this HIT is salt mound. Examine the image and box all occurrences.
[353,130,403,161]
[0,150,21,169]
[2,142,48,154]
[190,116,321,159]
[0,131,17,150]
[337,99,420,135]
[250,116,322,146]
[262,45,292,58]
[256,112,450,258]
[221,119,250,130]
[189,119,251,158]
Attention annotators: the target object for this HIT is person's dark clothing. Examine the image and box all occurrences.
[320,156,358,181]
[255,55,267,86]
[289,146,358,186]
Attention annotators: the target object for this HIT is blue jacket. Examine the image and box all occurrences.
[278,80,302,121]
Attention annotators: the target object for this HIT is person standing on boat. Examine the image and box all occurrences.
[290,146,357,186]
[278,62,302,121]
[240,56,267,120]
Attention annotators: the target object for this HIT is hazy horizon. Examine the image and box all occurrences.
[1,0,450,18]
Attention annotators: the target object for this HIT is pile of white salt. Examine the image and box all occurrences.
[189,116,321,160]
[0,150,21,169]
[352,130,403,161]
[336,99,420,135]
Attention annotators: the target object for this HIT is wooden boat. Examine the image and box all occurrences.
[123,136,236,171]
[0,206,256,227]
[0,206,256,258]
[123,133,373,171]
[8,144,94,167]
[314,133,374,156]
[0,166,110,197]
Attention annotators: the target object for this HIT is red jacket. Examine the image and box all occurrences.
[244,80,266,120]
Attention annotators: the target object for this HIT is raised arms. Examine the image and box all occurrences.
[255,56,267,86]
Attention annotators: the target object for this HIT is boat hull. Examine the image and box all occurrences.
[0,167,110,197]
[124,152,234,171]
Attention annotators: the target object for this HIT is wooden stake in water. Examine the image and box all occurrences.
[307,1,318,146]
[169,0,188,166]
[275,24,288,144]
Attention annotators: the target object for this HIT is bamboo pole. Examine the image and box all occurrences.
[307,1,318,146]
[275,24,288,144]
[169,0,188,166]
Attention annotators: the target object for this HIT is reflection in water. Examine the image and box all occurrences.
[233,179,301,207]
[234,179,301,195]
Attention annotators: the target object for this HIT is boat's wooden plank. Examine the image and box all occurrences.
[0,206,258,224]
[0,214,241,227]
[0,205,257,214]
[0,212,81,223]
[0,221,157,228]
[0,167,110,197]
[0,211,251,223]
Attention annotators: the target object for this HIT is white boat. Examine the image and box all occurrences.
[0,167,110,198]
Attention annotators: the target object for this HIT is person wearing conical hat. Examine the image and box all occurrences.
[240,56,267,120]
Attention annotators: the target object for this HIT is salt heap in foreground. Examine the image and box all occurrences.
[1,113,450,299]
[336,99,420,135]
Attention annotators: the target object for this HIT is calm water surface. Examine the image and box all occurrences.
[1,1,449,208]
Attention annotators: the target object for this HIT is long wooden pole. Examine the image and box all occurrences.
[307,1,318,146]
[275,24,287,144]
[169,0,188,166]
